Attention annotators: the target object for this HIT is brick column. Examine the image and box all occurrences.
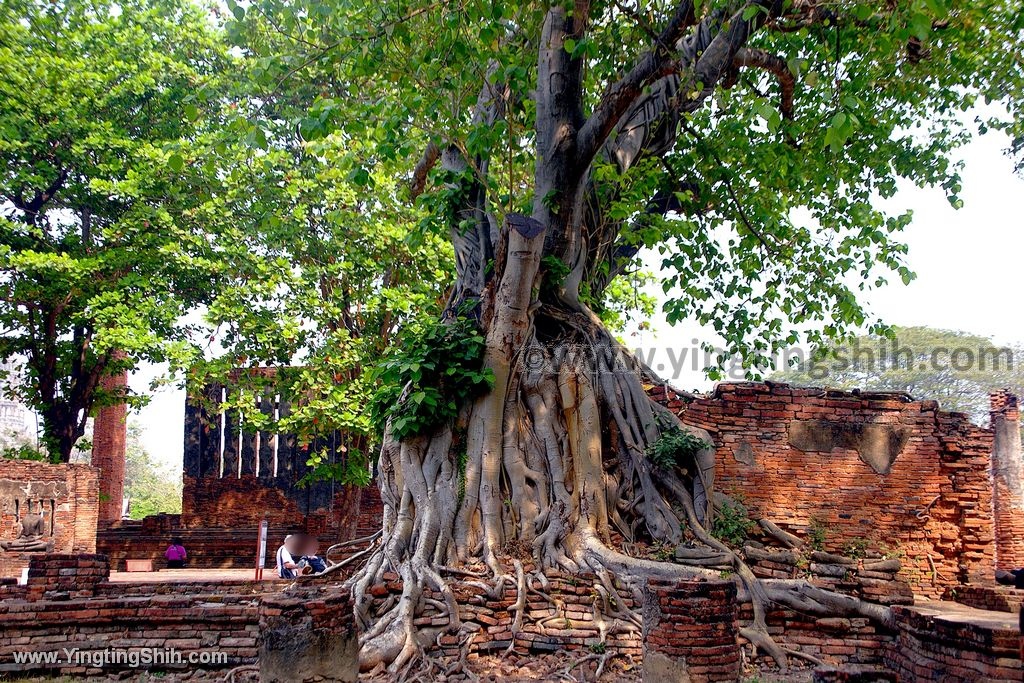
[642,578,739,682]
[991,390,1024,570]
[92,367,128,524]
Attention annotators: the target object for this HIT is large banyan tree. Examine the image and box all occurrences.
[229,0,1023,674]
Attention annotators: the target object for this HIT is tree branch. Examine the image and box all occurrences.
[731,47,795,119]
[575,1,697,173]
[410,141,440,200]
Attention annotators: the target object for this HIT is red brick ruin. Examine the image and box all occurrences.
[91,367,128,524]
[1,380,1022,681]
[650,382,1002,596]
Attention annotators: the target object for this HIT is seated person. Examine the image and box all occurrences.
[164,538,187,569]
[276,534,304,579]
[301,537,327,574]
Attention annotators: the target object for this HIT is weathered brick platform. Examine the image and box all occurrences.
[883,601,1023,682]
[0,555,264,676]
[947,584,1024,613]
[2,553,1022,680]
[0,553,355,678]
[364,567,643,658]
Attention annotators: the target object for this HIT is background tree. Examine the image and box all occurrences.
[772,326,1024,424]
[0,0,228,461]
[230,0,1024,672]
[182,35,456,482]
[124,423,182,519]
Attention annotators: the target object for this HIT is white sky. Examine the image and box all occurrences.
[125,127,1024,470]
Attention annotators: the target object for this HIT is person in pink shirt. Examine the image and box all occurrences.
[164,537,187,569]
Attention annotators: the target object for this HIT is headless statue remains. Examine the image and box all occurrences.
[0,512,53,552]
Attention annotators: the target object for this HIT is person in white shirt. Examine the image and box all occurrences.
[276,535,302,579]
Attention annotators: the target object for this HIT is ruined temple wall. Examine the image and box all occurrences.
[650,382,995,596]
[0,556,263,676]
[883,604,1023,682]
[179,375,365,539]
[180,475,362,539]
[0,461,98,579]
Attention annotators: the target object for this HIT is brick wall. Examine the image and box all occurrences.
[25,553,108,600]
[0,554,264,676]
[0,460,99,579]
[364,567,643,659]
[92,367,127,525]
[946,585,1024,613]
[98,484,372,572]
[990,390,1024,569]
[181,373,366,536]
[0,553,361,679]
[748,605,894,667]
[180,475,361,538]
[259,585,357,681]
[651,382,996,595]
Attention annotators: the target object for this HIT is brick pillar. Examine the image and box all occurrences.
[92,367,128,524]
[991,390,1024,570]
[642,578,740,682]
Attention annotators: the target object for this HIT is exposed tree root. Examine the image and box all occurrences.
[347,229,896,677]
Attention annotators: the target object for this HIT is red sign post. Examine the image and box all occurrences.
[255,519,269,580]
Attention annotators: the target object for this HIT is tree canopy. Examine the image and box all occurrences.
[223,0,1023,368]
[211,1,1024,673]
[1,0,1022,674]
[0,0,229,460]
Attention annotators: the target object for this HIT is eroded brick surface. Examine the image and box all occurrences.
[642,578,739,682]
[650,382,999,596]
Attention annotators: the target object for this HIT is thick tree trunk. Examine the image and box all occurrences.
[350,217,891,676]
[348,2,892,676]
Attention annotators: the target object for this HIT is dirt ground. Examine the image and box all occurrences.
[4,651,818,682]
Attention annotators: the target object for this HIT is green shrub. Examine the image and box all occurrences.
[807,516,830,551]
[371,315,493,440]
[844,537,870,560]
[645,419,711,471]
[711,499,755,547]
